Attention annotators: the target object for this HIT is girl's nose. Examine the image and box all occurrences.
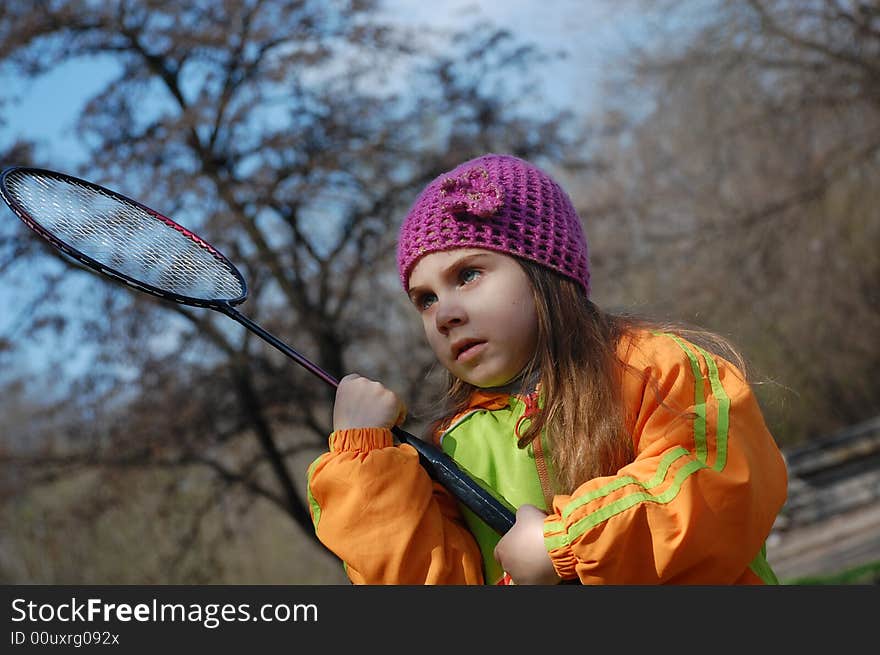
[434,299,467,334]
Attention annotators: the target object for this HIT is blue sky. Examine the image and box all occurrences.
[0,1,643,166]
[1,57,121,169]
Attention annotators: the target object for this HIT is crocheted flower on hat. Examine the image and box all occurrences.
[438,165,503,218]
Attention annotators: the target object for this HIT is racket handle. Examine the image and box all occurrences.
[391,425,516,534]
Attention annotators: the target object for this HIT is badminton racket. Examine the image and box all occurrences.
[0,166,515,535]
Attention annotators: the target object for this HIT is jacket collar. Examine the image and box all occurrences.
[464,378,543,413]
[465,389,513,412]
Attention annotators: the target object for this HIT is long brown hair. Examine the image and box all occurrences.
[428,258,748,495]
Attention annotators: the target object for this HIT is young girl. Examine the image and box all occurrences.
[306,154,788,585]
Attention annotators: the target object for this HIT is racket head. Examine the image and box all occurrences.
[0,166,247,308]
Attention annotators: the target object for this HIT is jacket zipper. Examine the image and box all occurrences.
[515,392,555,510]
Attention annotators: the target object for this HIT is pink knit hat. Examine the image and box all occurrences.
[397,154,590,294]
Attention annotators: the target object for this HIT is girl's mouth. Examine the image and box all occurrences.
[454,340,486,362]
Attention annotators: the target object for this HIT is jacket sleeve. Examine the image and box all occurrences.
[543,332,788,584]
[306,427,485,584]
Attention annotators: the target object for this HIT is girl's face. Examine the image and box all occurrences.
[407,248,539,388]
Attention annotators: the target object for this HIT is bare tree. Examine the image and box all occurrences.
[0,0,575,582]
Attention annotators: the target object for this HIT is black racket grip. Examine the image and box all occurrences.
[391,425,515,535]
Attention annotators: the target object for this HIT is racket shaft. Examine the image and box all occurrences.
[220,304,339,387]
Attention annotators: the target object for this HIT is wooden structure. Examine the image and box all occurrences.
[766,415,880,582]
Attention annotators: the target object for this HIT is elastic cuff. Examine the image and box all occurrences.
[547,548,579,581]
[328,427,394,452]
[544,516,579,581]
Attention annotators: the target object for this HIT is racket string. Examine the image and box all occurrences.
[5,171,245,301]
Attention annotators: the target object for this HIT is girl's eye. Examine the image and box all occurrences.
[417,293,437,311]
[460,268,480,284]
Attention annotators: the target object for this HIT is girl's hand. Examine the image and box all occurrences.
[493,504,562,585]
[333,373,407,431]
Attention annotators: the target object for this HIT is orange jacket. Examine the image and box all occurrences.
[306,331,788,584]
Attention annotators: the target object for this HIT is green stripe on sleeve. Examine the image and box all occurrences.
[690,343,730,472]
[566,459,707,538]
[544,530,571,552]
[665,334,708,464]
[560,447,691,520]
